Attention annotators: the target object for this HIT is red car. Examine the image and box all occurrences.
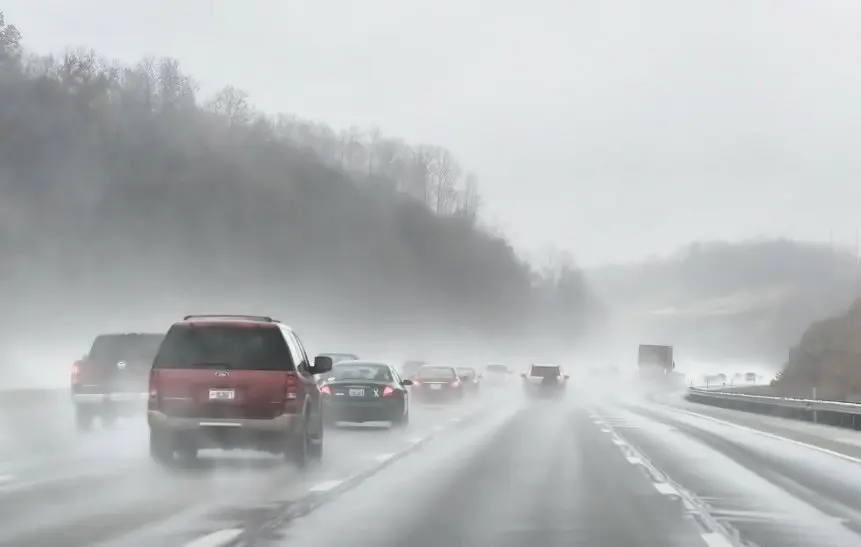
[412,365,465,403]
[147,314,333,467]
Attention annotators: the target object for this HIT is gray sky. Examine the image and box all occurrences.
[5,1,861,265]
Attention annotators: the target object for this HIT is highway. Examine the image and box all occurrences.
[3,384,861,546]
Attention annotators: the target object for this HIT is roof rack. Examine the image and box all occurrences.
[182,314,278,323]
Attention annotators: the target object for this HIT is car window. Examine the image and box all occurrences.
[486,364,508,373]
[291,331,310,366]
[457,368,475,379]
[330,364,393,382]
[152,325,294,371]
[530,366,561,378]
[88,334,163,366]
[418,366,456,379]
[282,330,309,376]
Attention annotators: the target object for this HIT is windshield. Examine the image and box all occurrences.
[457,368,476,378]
[418,366,456,379]
[329,363,392,382]
[486,364,508,373]
[152,325,293,370]
[322,353,359,363]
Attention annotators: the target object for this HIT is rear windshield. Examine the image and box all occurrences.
[530,366,561,378]
[330,364,392,382]
[418,366,456,379]
[89,334,163,365]
[486,364,508,373]
[152,325,294,371]
[457,368,476,378]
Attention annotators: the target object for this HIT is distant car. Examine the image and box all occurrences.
[456,367,480,395]
[483,363,512,387]
[401,360,427,381]
[521,364,568,399]
[319,360,411,427]
[147,314,332,467]
[745,372,757,383]
[412,365,464,403]
[716,373,727,384]
[71,332,164,431]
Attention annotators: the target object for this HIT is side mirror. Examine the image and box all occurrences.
[564,374,570,380]
[402,379,414,386]
[520,372,527,378]
[312,355,334,375]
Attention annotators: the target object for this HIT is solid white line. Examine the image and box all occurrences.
[182,529,244,547]
[374,453,395,463]
[653,482,679,495]
[309,479,343,493]
[669,407,861,465]
[625,456,642,464]
[612,438,626,446]
[700,532,734,547]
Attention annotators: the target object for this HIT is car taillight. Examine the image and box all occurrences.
[70,361,81,384]
[285,372,299,400]
[148,370,159,406]
[320,385,331,395]
[451,381,460,388]
[382,386,395,396]
[412,380,421,386]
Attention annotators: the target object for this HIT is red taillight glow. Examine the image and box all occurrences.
[382,386,395,396]
[451,381,460,387]
[285,372,298,400]
[320,385,331,394]
[148,370,159,404]
[70,361,81,386]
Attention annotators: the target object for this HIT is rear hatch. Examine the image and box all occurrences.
[150,323,296,420]
[415,367,458,392]
[529,366,562,387]
[75,333,163,394]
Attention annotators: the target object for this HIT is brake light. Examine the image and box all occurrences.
[412,380,421,386]
[382,386,395,396]
[320,385,331,395]
[285,372,299,400]
[451,381,460,388]
[70,361,81,381]
[148,370,159,406]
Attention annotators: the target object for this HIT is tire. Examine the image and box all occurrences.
[391,404,409,428]
[75,406,94,432]
[286,416,309,469]
[309,414,324,461]
[150,429,174,465]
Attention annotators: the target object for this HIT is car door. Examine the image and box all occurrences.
[392,366,409,403]
[289,330,322,431]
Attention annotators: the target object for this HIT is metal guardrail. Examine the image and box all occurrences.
[687,386,861,430]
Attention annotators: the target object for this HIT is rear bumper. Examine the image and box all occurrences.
[72,392,148,408]
[147,410,302,433]
[323,398,402,422]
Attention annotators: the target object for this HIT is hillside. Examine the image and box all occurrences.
[774,297,861,402]
[585,239,860,363]
[0,12,598,380]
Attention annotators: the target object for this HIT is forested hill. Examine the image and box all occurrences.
[0,13,598,365]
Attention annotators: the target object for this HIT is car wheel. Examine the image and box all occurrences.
[286,417,309,469]
[150,430,174,465]
[75,406,94,432]
[391,405,409,428]
[309,414,324,461]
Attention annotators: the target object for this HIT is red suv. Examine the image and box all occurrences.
[147,315,333,467]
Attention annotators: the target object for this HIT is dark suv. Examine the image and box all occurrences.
[147,315,333,467]
[71,332,164,431]
[521,364,569,399]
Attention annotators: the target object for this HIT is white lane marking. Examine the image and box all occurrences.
[700,532,734,547]
[182,529,244,547]
[667,406,861,465]
[600,428,611,433]
[374,453,395,463]
[625,456,642,465]
[653,482,679,495]
[408,437,424,445]
[612,438,626,446]
[450,417,462,423]
[309,479,343,493]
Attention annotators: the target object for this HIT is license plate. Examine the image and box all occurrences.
[209,389,235,400]
[349,388,365,397]
[430,384,442,390]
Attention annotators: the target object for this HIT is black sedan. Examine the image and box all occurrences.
[320,360,412,427]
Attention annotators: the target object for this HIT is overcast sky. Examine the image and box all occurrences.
[4,1,861,265]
